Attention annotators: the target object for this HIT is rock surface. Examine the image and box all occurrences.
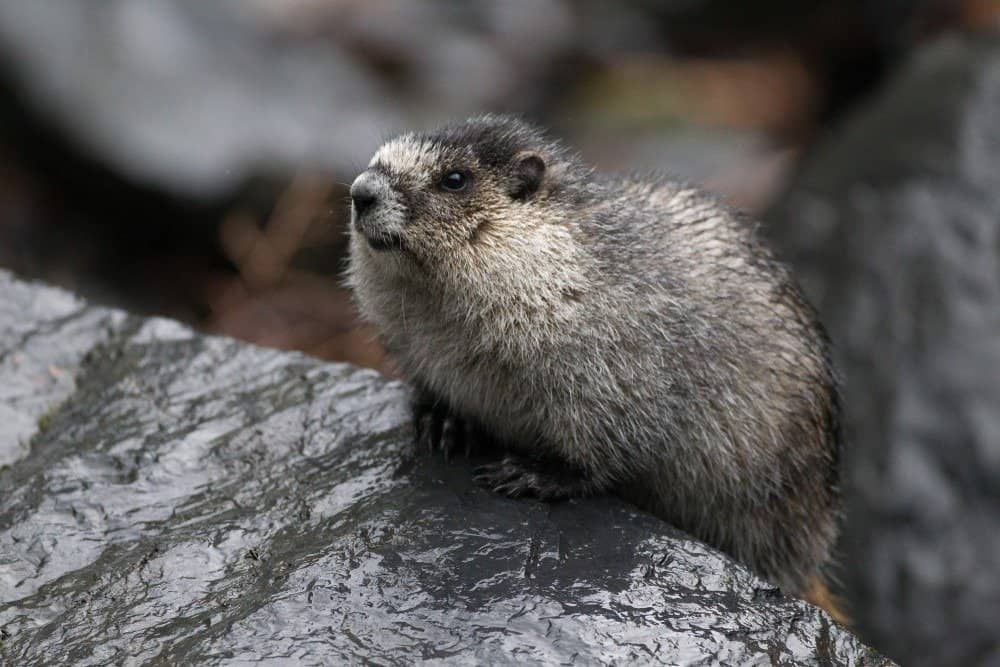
[766,33,1000,667]
[0,269,886,665]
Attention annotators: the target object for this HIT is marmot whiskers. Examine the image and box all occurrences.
[347,115,843,618]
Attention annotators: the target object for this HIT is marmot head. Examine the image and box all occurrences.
[349,115,587,274]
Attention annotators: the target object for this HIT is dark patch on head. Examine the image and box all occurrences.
[420,115,553,172]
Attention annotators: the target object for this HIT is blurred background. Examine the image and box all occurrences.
[0,0,971,372]
[1,1,998,665]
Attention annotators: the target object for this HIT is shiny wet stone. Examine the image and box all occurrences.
[0,270,887,665]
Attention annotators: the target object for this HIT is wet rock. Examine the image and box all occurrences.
[0,269,886,664]
[766,34,1000,667]
[0,271,126,468]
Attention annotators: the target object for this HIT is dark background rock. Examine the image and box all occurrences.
[0,270,888,665]
[765,33,1000,667]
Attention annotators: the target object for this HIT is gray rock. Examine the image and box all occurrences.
[766,34,1000,667]
[0,269,886,665]
[0,272,126,468]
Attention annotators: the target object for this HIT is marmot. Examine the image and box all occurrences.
[347,115,843,618]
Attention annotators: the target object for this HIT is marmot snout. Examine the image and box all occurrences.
[347,115,843,614]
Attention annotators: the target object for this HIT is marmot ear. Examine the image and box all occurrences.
[510,152,546,201]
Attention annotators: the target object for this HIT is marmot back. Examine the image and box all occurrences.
[347,115,842,616]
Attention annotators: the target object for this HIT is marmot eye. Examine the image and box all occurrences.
[441,170,469,192]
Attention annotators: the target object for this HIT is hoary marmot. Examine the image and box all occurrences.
[347,115,843,619]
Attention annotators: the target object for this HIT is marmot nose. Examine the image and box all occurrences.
[350,180,378,217]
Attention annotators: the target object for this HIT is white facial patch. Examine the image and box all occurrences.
[351,168,408,242]
[371,136,441,182]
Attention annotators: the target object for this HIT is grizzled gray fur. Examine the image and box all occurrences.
[347,115,841,596]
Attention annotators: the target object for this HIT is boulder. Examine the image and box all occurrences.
[0,270,886,664]
[766,33,1000,667]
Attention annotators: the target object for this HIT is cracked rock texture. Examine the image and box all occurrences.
[0,269,886,665]
[766,34,1000,667]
